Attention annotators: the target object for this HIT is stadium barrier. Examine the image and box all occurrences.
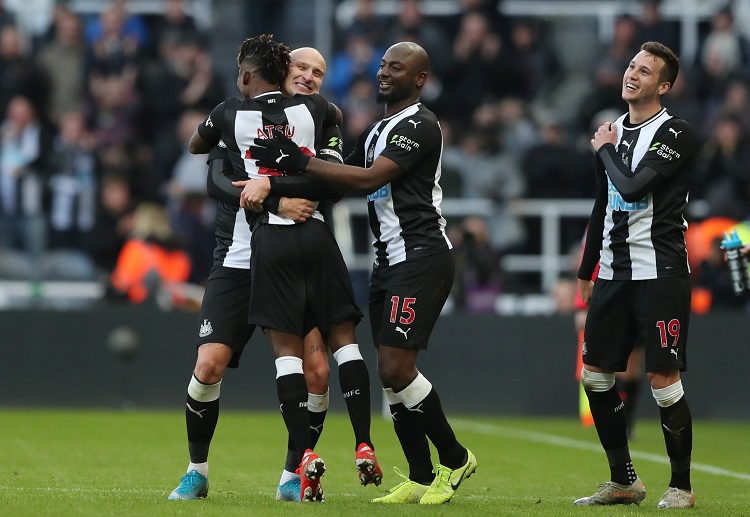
[2,305,748,420]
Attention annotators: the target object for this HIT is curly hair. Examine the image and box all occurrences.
[237,34,291,85]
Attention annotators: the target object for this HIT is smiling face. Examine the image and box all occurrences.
[376,42,428,112]
[284,47,325,95]
[622,50,671,105]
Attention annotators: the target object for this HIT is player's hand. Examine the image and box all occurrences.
[278,197,315,223]
[591,121,617,151]
[578,278,594,307]
[238,177,271,211]
[250,130,310,173]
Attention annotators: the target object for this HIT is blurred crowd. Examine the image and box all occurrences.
[0,0,749,313]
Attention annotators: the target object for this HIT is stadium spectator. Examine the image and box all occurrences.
[109,201,190,304]
[151,0,202,53]
[692,112,750,221]
[441,126,526,252]
[47,110,98,250]
[449,216,503,313]
[386,0,452,77]
[634,0,680,55]
[578,14,640,131]
[0,95,53,257]
[83,1,145,77]
[509,17,562,103]
[137,30,224,194]
[0,24,49,118]
[326,28,383,105]
[35,7,86,122]
[335,0,389,49]
[0,0,15,30]
[338,74,379,158]
[695,6,750,111]
[164,109,215,285]
[81,172,135,274]
[440,11,517,124]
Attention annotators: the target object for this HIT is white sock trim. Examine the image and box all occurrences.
[396,372,433,409]
[188,374,221,402]
[275,356,304,378]
[188,462,208,478]
[580,367,616,392]
[652,380,684,407]
[383,387,399,406]
[307,389,330,412]
[332,343,362,365]
[279,469,299,485]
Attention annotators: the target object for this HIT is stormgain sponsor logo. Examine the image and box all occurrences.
[328,136,340,147]
[390,134,420,151]
[649,141,680,161]
[608,179,648,211]
[367,184,390,201]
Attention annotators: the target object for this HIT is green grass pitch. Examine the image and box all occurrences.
[3,409,749,516]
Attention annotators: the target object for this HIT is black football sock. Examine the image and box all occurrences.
[337,358,372,448]
[586,387,636,485]
[660,397,692,490]
[389,400,434,485]
[277,372,311,461]
[283,436,298,473]
[617,378,641,435]
[414,388,466,469]
[309,407,327,449]
[185,375,221,464]
[186,393,219,463]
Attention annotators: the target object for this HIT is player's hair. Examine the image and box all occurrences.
[640,41,679,88]
[236,34,291,85]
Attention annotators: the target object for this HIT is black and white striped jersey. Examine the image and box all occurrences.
[203,115,345,270]
[198,91,337,227]
[580,108,695,281]
[345,102,451,266]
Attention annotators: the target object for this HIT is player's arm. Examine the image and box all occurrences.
[598,120,695,202]
[189,103,225,154]
[207,146,313,221]
[267,123,350,201]
[578,156,607,283]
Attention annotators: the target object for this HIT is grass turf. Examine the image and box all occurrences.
[2,409,749,516]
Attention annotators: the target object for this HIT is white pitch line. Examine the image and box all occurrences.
[453,420,750,482]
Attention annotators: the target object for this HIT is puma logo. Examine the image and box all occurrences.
[621,140,632,150]
[668,128,682,138]
[276,150,289,163]
[408,119,421,128]
[662,423,685,436]
[395,326,411,339]
[406,403,424,413]
[186,403,206,419]
[310,423,324,435]
[670,348,678,359]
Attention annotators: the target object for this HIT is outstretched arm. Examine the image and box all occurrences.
[249,131,404,194]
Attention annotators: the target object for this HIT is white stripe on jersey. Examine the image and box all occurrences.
[236,110,263,178]
[236,102,322,226]
[599,109,672,280]
[365,104,422,265]
[223,209,252,269]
